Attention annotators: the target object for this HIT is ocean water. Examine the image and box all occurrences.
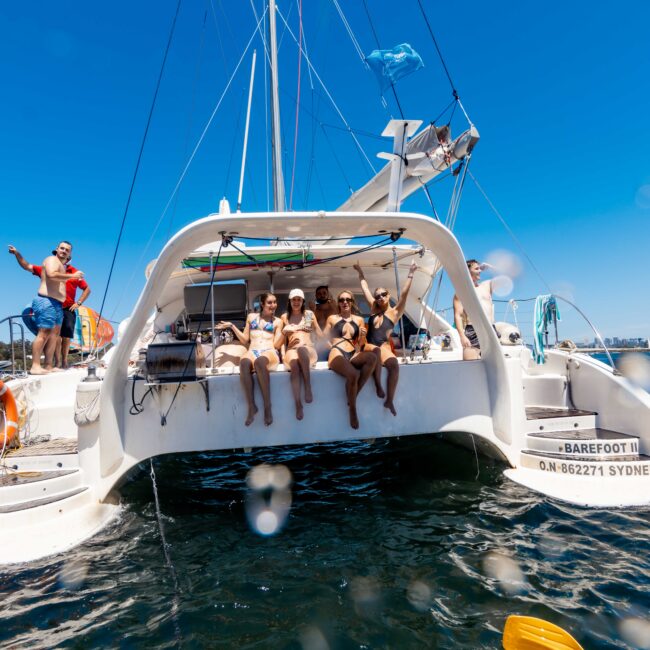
[1,354,649,648]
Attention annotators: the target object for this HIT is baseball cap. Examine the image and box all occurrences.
[288,288,305,300]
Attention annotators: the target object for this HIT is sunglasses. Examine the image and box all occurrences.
[375,291,388,299]
[338,297,352,303]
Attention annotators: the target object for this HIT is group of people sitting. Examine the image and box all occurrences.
[215,260,418,430]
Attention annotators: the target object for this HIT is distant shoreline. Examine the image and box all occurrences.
[577,348,649,353]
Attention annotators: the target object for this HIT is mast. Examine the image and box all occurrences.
[268,0,286,211]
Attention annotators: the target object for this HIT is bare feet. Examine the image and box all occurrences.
[245,405,258,426]
[304,386,313,404]
[349,404,359,429]
[264,407,273,426]
[375,384,386,399]
[384,400,397,416]
[295,402,304,421]
[29,367,50,375]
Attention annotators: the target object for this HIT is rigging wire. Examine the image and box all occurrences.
[361,0,404,118]
[107,13,267,319]
[468,170,552,292]
[416,0,457,99]
[209,0,232,78]
[289,0,304,210]
[166,5,209,241]
[223,86,248,197]
[320,124,354,194]
[416,0,474,127]
[96,0,182,333]
[275,6,377,175]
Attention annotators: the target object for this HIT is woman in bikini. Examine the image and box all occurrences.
[281,288,323,421]
[354,260,417,416]
[217,292,283,426]
[323,290,376,429]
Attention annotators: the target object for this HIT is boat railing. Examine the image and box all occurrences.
[492,296,617,371]
[0,314,28,375]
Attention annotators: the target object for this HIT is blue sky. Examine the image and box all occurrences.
[2,1,649,342]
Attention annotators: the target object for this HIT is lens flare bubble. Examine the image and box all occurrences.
[618,353,650,391]
[486,249,523,279]
[635,184,650,209]
[619,617,650,649]
[58,558,88,590]
[247,464,293,490]
[482,552,526,595]
[299,625,330,650]
[492,275,514,298]
[245,465,293,537]
[406,580,432,612]
[255,509,279,535]
[350,576,381,618]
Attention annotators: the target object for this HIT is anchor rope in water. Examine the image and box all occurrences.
[150,459,183,645]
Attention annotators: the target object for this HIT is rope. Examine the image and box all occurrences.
[150,459,183,644]
[221,234,400,273]
[237,232,392,243]
[96,0,182,336]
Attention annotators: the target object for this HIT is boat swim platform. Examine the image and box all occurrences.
[4,438,78,457]
[525,406,596,420]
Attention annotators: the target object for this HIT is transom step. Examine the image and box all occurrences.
[525,407,597,420]
[524,406,598,434]
[0,487,88,514]
[526,429,640,459]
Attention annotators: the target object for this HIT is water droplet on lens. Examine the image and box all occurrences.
[255,509,279,535]
[492,275,514,297]
[248,464,273,489]
[618,353,650,391]
[299,625,330,650]
[619,617,650,649]
[486,249,522,278]
[58,558,88,590]
[406,580,432,611]
[269,464,292,490]
[635,184,650,209]
[482,551,526,595]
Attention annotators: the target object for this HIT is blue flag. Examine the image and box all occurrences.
[366,43,424,92]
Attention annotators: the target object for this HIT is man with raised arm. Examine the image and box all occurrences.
[453,259,496,360]
[9,244,91,369]
[9,242,83,374]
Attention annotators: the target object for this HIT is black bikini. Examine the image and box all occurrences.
[331,318,359,361]
[366,313,395,346]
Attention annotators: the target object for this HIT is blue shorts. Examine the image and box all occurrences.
[32,295,63,330]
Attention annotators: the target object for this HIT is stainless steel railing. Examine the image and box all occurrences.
[0,314,28,375]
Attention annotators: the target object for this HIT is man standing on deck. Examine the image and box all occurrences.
[453,259,496,360]
[308,286,336,329]
[8,243,84,373]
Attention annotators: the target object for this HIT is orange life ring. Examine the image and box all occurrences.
[0,380,18,447]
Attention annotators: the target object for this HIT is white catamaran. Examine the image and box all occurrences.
[1,1,649,564]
